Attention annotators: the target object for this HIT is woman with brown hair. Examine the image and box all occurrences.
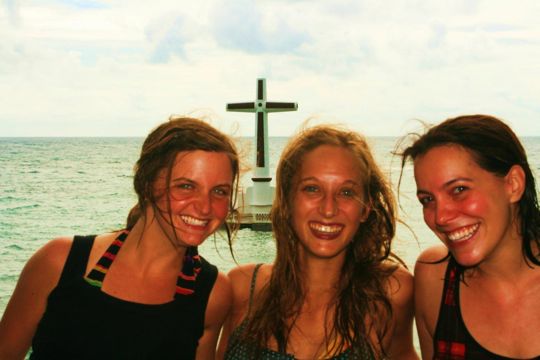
[0,117,240,359]
[400,114,540,359]
[219,124,417,359]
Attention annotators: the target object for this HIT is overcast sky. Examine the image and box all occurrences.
[2,0,540,137]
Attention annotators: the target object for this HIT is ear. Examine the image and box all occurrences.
[505,165,526,203]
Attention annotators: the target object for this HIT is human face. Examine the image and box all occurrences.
[291,145,369,261]
[153,150,233,247]
[414,145,519,266]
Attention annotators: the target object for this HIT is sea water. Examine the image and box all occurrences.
[1,136,539,348]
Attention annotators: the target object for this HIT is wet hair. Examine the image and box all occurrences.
[233,124,401,357]
[126,116,240,243]
[399,114,540,265]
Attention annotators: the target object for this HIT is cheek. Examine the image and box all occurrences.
[338,200,365,221]
[462,193,488,215]
[422,208,437,229]
[212,198,231,220]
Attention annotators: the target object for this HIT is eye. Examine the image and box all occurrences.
[169,182,195,200]
[213,187,230,197]
[452,185,467,194]
[302,185,319,193]
[339,188,355,198]
[418,195,433,207]
[174,183,194,190]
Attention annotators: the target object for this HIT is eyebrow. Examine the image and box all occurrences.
[171,177,232,188]
[297,177,361,186]
[416,177,473,196]
[171,177,195,184]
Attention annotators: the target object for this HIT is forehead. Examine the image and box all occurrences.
[168,150,233,179]
[299,145,363,178]
[415,145,476,168]
[413,145,483,185]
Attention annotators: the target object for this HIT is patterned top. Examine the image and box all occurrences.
[225,264,375,360]
[434,256,540,359]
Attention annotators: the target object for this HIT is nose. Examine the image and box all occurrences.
[434,200,457,226]
[319,194,337,218]
[195,192,212,215]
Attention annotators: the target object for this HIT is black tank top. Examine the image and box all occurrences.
[434,257,540,359]
[31,235,217,359]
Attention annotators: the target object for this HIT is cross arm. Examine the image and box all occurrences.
[226,102,256,112]
[265,102,298,113]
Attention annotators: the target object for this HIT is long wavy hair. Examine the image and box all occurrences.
[233,125,401,358]
[398,114,540,265]
[125,116,240,246]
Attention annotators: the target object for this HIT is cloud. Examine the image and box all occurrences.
[3,0,21,26]
[1,0,540,137]
[211,0,308,54]
[55,0,108,10]
[146,15,188,63]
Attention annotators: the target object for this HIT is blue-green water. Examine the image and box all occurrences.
[1,136,539,324]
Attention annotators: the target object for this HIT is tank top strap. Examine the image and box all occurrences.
[247,263,263,314]
[83,230,205,298]
[58,235,96,285]
[433,256,466,353]
[85,230,128,288]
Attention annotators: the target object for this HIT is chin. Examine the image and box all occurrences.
[452,251,484,268]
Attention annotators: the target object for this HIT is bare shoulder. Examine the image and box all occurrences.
[226,263,271,326]
[385,263,414,309]
[206,271,233,320]
[10,236,75,302]
[227,263,271,300]
[414,244,449,283]
[28,236,75,281]
[212,271,232,301]
[416,244,449,263]
[0,236,76,357]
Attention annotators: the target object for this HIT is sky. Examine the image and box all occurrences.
[1,0,540,137]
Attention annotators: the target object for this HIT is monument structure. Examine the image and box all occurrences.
[227,78,298,230]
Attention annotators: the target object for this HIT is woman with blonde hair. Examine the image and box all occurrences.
[219,124,417,359]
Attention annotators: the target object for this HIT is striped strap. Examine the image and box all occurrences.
[85,230,127,287]
[175,246,202,296]
[85,230,202,297]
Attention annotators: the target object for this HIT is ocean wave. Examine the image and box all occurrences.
[5,244,24,251]
[2,204,40,212]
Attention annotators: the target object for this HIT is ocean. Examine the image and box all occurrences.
[1,136,539,347]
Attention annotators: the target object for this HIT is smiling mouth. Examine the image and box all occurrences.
[309,222,344,235]
[181,215,209,227]
[446,223,479,243]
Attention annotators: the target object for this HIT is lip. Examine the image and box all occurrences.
[180,215,209,230]
[442,223,480,249]
[308,221,344,240]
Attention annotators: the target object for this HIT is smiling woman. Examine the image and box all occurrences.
[218,124,419,359]
[0,117,240,359]
[400,114,540,359]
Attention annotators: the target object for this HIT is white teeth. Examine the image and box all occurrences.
[181,215,208,226]
[447,224,479,242]
[309,223,343,234]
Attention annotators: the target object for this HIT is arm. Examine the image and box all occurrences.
[216,263,263,359]
[195,271,232,360]
[385,265,419,360]
[0,237,72,360]
[413,245,448,360]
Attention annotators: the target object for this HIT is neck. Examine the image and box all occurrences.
[474,230,532,281]
[122,213,186,273]
[299,254,344,293]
